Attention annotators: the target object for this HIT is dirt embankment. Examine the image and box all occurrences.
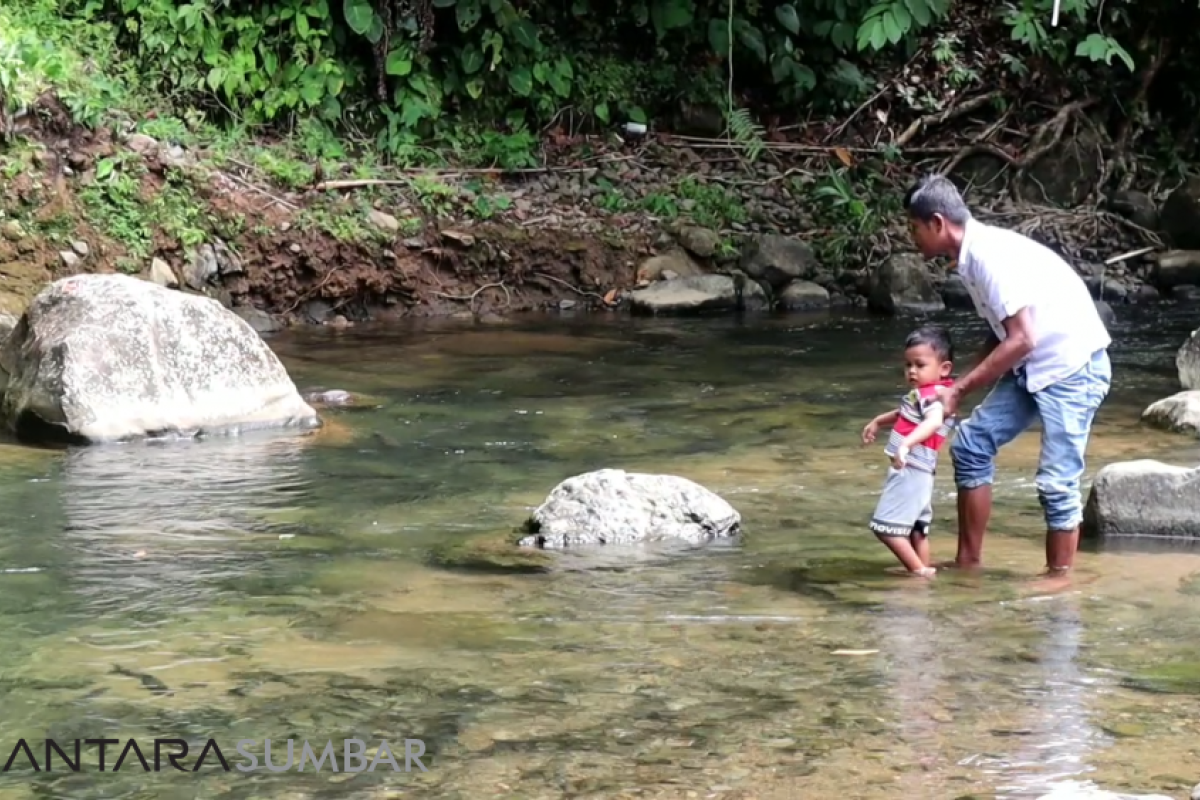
[0,101,657,328]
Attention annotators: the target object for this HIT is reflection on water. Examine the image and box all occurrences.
[0,305,1198,799]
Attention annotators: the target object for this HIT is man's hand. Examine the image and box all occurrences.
[934,384,961,417]
[891,444,910,470]
[862,419,879,445]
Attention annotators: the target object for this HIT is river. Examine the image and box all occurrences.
[0,306,1197,800]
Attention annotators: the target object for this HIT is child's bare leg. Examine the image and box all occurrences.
[876,533,934,576]
[912,530,930,566]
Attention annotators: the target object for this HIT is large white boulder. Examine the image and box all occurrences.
[1081,460,1200,539]
[519,468,741,548]
[0,273,319,443]
[1179,325,1200,389]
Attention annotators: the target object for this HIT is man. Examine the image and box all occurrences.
[901,174,1112,574]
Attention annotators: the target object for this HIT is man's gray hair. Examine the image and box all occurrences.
[903,174,972,225]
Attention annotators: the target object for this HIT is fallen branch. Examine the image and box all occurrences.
[531,272,609,303]
[313,157,635,191]
[431,281,512,310]
[894,90,1003,148]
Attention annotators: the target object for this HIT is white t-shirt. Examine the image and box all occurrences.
[956,218,1110,393]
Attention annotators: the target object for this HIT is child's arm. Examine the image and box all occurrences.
[899,402,946,450]
[862,409,899,443]
[872,409,900,427]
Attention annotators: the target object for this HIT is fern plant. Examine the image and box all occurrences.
[722,0,766,163]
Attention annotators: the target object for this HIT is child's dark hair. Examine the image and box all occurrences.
[905,324,954,363]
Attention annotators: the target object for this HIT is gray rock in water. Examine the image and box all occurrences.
[1179,325,1200,390]
[1160,177,1200,250]
[1172,284,1200,303]
[1082,460,1200,539]
[0,273,320,443]
[628,274,766,315]
[739,233,818,290]
[940,273,973,309]
[1142,390,1200,436]
[1151,250,1200,290]
[868,253,944,315]
[233,305,283,335]
[518,468,741,548]
[778,279,830,310]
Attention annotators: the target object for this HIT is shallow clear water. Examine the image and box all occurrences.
[0,306,1198,800]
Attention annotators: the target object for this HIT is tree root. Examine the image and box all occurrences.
[894,90,1003,148]
[431,281,513,311]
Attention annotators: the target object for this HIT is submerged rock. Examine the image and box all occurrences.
[1179,326,1200,390]
[1141,390,1200,436]
[518,468,741,548]
[1081,460,1200,539]
[1033,780,1174,800]
[628,274,766,314]
[778,279,830,310]
[0,273,321,443]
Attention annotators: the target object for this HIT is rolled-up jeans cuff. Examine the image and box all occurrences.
[955,476,993,490]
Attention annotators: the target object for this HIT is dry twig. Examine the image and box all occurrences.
[431,281,512,310]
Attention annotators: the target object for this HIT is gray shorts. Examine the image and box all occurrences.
[869,467,935,538]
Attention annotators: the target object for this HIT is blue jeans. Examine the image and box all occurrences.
[949,349,1112,531]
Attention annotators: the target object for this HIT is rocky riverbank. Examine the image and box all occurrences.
[3,104,1200,330]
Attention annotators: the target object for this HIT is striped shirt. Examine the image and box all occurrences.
[884,380,957,473]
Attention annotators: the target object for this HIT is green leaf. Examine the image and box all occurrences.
[366,14,384,44]
[342,0,374,35]
[507,66,533,97]
[594,102,610,124]
[770,54,793,84]
[905,0,931,27]
[882,10,903,44]
[465,78,485,99]
[707,18,731,56]
[735,20,767,62]
[508,18,539,49]
[650,0,694,38]
[386,48,413,76]
[774,4,801,34]
[456,0,482,32]
[461,45,485,74]
[891,3,912,35]
[627,105,647,124]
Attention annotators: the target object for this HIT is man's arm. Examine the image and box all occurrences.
[976,331,1001,365]
[955,309,1036,397]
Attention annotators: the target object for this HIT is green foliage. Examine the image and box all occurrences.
[4,0,1181,168]
[79,153,216,260]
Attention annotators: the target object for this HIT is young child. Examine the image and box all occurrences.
[861,325,957,577]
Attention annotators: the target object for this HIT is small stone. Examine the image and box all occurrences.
[184,245,219,290]
[0,220,25,242]
[559,299,577,310]
[367,210,400,235]
[441,229,476,247]
[327,315,351,329]
[149,257,178,288]
[59,251,81,269]
[124,133,158,155]
[71,240,89,258]
[402,237,424,250]
[677,225,721,259]
[288,243,302,254]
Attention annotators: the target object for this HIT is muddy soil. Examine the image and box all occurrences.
[0,101,649,327]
